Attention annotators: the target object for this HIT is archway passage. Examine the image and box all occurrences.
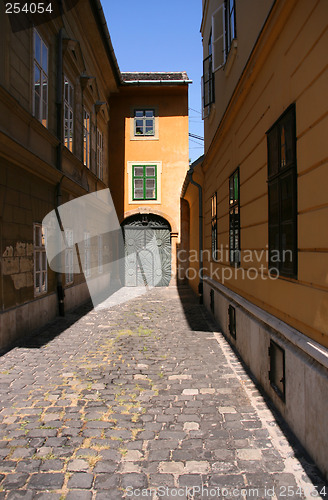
[121,214,171,287]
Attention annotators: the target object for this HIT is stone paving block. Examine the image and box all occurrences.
[33,494,62,500]
[148,473,175,487]
[182,389,199,396]
[6,491,33,499]
[67,459,89,472]
[93,461,118,473]
[28,472,65,490]
[121,473,148,489]
[158,462,185,474]
[94,473,120,489]
[39,459,65,471]
[2,473,29,490]
[237,448,262,461]
[66,491,93,500]
[67,472,94,489]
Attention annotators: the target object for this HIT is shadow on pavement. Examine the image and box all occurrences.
[177,281,328,488]
[176,282,213,332]
[0,300,93,355]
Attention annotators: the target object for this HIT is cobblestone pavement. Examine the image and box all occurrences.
[0,285,326,499]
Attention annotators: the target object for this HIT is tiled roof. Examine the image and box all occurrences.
[121,72,191,83]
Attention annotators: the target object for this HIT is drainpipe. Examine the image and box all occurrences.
[188,168,203,304]
[55,178,65,316]
[56,28,63,171]
[55,28,65,316]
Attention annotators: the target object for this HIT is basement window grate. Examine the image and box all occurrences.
[228,304,236,338]
[269,340,285,401]
[210,289,215,313]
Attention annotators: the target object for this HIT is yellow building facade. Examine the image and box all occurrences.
[0,3,191,350]
[0,0,122,350]
[182,0,328,479]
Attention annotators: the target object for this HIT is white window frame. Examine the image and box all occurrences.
[212,3,226,72]
[97,129,103,180]
[65,228,74,284]
[34,223,47,295]
[84,232,91,278]
[64,76,74,152]
[33,29,48,128]
[83,108,91,169]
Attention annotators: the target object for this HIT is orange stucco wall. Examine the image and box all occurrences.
[109,84,189,280]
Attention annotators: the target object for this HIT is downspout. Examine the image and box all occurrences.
[55,27,65,316]
[188,168,203,304]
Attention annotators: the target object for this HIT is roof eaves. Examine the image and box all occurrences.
[89,0,123,87]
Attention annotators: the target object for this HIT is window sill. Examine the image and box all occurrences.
[224,39,238,77]
[130,136,159,141]
[129,200,161,205]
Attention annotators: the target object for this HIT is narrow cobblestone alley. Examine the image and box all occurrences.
[0,286,326,499]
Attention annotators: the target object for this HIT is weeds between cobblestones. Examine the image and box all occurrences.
[0,286,326,499]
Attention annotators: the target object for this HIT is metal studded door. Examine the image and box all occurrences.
[122,215,171,287]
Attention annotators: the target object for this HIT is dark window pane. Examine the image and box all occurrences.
[280,126,287,168]
[281,173,294,222]
[280,222,295,274]
[268,181,279,226]
[269,225,280,261]
[267,127,279,177]
[234,172,239,201]
[135,120,143,134]
[145,110,154,117]
[145,125,154,135]
[42,42,48,74]
[64,81,68,101]
[34,65,41,93]
[135,110,144,117]
[34,31,41,64]
[69,85,74,105]
[134,179,143,190]
[146,189,155,199]
[283,111,295,168]
[134,166,144,177]
[229,176,234,204]
[134,189,143,199]
[146,166,155,177]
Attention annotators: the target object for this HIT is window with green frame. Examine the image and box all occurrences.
[211,192,217,260]
[229,167,240,266]
[132,165,157,200]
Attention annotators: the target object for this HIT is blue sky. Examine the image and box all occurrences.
[102,0,204,163]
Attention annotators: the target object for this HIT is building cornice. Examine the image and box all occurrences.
[202,0,294,170]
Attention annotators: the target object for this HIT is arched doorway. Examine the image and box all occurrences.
[121,214,171,287]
